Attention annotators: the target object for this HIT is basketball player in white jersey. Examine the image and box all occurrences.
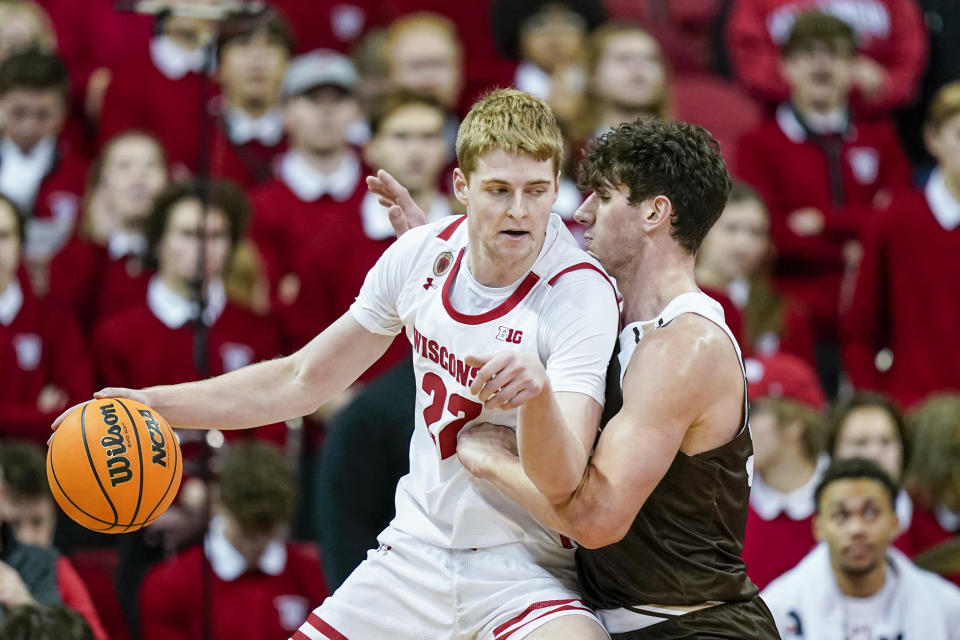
[57,89,618,640]
[376,119,781,638]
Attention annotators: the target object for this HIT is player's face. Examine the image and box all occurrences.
[2,496,56,547]
[0,88,65,153]
[99,136,168,226]
[456,149,557,286]
[158,200,232,285]
[389,29,462,110]
[219,31,289,106]
[365,104,447,194]
[925,112,960,183]
[284,86,359,153]
[782,42,854,111]
[834,408,903,482]
[592,31,665,111]
[697,200,770,282]
[575,185,644,280]
[0,202,20,291]
[815,479,899,577]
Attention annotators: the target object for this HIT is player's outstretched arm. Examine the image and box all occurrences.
[54,313,394,432]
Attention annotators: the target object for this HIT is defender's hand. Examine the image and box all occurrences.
[365,169,427,237]
[457,422,518,479]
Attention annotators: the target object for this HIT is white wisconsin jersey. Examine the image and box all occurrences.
[351,214,619,550]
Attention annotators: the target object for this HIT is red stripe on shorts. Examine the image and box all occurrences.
[493,599,579,635]
[495,603,596,640]
[306,613,350,640]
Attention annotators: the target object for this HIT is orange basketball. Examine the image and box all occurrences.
[47,398,182,533]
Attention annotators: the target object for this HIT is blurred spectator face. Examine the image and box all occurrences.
[782,41,854,111]
[222,511,285,568]
[834,408,903,482]
[163,0,214,49]
[815,477,899,577]
[0,1,57,62]
[0,199,19,289]
[98,135,168,228]
[0,87,65,152]
[219,31,290,110]
[158,199,231,284]
[284,85,358,153]
[697,198,770,283]
[925,112,960,181]
[592,30,665,113]
[1,494,55,546]
[365,103,446,194]
[519,3,587,73]
[388,24,462,110]
[749,403,786,475]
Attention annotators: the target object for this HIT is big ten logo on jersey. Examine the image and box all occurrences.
[495,325,523,344]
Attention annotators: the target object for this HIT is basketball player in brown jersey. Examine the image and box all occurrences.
[371,118,781,639]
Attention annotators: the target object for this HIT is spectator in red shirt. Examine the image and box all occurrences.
[736,12,912,394]
[0,194,92,443]
[92,180,283,444]
[210,9,294,189]
[742,352,829,589]
[140,441,329,640]
[696,182,816,366]
[726,0,927,117]
[48,131,168,330]
[0,442,108,640]
[0,49,87,282]
[904,394,960,587]
[843,81,960,408]
[827,392,915,553]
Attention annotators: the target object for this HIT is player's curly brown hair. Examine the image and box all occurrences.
[577,117,732,253]
[219,441,298,533]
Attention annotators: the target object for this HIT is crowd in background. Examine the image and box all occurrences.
[0,0,958,638]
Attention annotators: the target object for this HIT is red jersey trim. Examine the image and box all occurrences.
[441,248,540,325]
[548,262,618,300]
[303,613,349,640]
[436,215,466,240]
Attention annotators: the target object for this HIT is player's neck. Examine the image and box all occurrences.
[467,249,539,288]
[835,559,887,598]
[618,249,697,324]
[759,454,816,494]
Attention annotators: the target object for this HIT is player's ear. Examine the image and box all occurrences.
[453,168,470,208]
[645,195,672,229]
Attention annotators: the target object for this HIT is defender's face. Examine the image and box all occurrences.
[456,149,557,285]
[816,479,899,577]
[834,408,903,482]
[575,185,642,279]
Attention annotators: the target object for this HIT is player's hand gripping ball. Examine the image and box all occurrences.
[47,398,182,533]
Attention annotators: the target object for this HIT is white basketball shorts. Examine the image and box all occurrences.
[291,526,605,640]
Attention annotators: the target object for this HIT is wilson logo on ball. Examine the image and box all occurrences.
[98,404,133,487]
[139,409,168,468]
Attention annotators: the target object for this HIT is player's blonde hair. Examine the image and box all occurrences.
[928,80,960,129]
[456,88,563,180]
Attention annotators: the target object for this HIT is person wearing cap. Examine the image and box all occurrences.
[761,457,960,640]
[741,352,830,589]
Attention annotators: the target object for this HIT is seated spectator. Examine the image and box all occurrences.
[361,90,454,239]
[490,0,605,131]
[904,394,960,586]
[0,2,56,63]
[48,131,168,330]
[140,441,329,640]
[0,603,93,639]
[762,458,960,639]
[581,22,668,139]
[0,442,107,640]
[726,0,927,117]
[736,11,912,396]
[210,9,294,188]
[0,48,88,280]
[92,180,283,444]
[696,182,815,365]
[828,393,914,551]
[0,195,92,442]
[844,81,960,407]
[96,5,214,178]
[742,352,828,589]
